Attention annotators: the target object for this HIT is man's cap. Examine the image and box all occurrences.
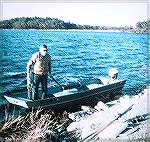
[42,44,47,49]
[40,44,47,49]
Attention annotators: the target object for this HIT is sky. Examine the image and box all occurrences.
[2,2,148,27]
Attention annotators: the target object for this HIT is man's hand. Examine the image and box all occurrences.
[27,73,31,89]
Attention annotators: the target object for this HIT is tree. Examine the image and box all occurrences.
[0,17,149,33]
[136,21,147,29]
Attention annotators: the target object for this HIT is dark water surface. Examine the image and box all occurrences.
[0,30,148,103]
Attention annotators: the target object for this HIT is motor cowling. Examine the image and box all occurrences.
[108,68,118,80]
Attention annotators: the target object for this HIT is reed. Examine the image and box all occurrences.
[0,107,71,141]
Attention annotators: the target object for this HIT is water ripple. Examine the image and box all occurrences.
[0,30,148,98]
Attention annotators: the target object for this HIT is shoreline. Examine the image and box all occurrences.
[0,86,149,141]
[0,28,149,34]
[67,87,150,140]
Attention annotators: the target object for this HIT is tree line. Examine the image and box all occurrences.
[0,17,149,33]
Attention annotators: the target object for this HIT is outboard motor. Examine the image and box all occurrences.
[108,68,118,84]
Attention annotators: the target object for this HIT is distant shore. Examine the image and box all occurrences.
[1,28,149,34]
[0,17,149,34]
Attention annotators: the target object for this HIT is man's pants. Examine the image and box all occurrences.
[32,74,48,100]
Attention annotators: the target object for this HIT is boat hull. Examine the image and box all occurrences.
[4,79,126,109]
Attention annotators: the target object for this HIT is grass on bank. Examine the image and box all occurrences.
[0,107,73,141]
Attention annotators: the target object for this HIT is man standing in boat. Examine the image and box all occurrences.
[27,44,51,100]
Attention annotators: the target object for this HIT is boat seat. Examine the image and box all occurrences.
[77,85,89,92]
[47,86,63,94]
[86,84,103,90]
[64,82,81,90]
[53,88,78,97]
[79,78,103,86]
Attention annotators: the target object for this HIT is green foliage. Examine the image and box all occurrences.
[0,17,106,30]
[147,20,150,29]
[136,21,148,29]
[0,17,149,33]
[0,17,82,29]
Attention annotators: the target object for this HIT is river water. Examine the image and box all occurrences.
[0,29,148,103]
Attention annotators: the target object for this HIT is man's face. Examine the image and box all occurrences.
[40,47,47,56]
